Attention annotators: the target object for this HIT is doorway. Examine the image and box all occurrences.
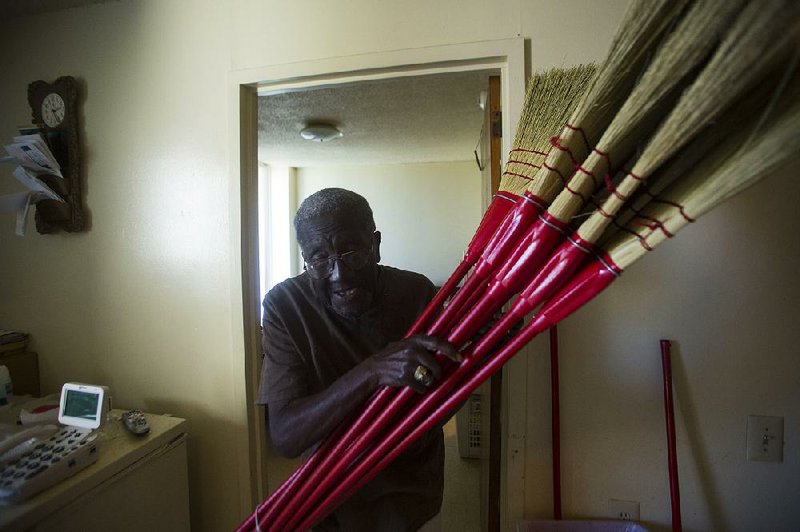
[233,38,527,530]
[259,70,491,532]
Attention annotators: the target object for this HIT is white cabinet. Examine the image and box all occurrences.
[1,410,190,531]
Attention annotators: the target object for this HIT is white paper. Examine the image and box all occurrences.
[12,166,63,202]
[0,191,33,236]
[4,136,62,178]
[12,134,59,167]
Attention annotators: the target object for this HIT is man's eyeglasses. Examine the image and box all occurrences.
[303,246,373,279]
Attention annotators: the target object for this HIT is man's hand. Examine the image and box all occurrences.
[366,335,460,393]
[268,336,458,457]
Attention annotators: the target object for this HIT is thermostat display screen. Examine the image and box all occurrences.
[63,389,100,421]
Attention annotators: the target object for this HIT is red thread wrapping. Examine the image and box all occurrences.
[574,164,600,188]
[632,213,674,237]
[542,161,571,187]
[550,135,582,167]
[652,198,695,223]
[510,147,549,157]
[502,170,534,182]
[507,159,543,170]
[564,123,591,152]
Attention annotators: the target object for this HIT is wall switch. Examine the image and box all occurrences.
[747,415,784,462]
[608,499,640,521]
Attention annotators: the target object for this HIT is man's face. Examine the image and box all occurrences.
[298,212,380,318]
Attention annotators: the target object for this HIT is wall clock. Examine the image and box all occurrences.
[27,76,85,233]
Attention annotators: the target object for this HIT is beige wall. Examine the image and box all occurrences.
[297,161,484,287]
[1,1,796,531]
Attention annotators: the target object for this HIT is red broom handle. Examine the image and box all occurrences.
[550,325,562,520]
[448,213,568,347]
[275,201,552,528]
[428,193,543,333]
[298,303,546,529]
[274,198,538,525]
[299,258,621,529]
[410,192,517,337]
[268,290,456,529]
[517,234,594,313]
[261,194,525,530]
[283,230,573,530]
[241,194,525,531]
[268,370,415,530]
[287,299,530,530]
[410,194,509,332]
[661,339,682,532]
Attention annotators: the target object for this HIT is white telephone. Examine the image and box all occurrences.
[0,382,109,501]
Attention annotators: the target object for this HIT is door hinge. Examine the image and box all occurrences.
[491,111,502,138]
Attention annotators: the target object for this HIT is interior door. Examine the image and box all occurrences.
[479,74,503,532]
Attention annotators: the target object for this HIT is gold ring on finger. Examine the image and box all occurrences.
[413,365,433,386]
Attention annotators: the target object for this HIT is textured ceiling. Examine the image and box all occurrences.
[258,70,494,167]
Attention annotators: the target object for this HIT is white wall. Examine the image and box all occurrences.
[1,1,796,530]
[0,2,239,530]
[523,167,800,531]
[296,161,483,287]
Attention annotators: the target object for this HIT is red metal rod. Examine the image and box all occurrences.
[660,339,682,532]
[550,325,562,520]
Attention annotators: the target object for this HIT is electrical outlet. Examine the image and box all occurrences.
[747,415,784,462]
[608,499,640,521]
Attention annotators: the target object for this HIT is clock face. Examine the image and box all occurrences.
[42,92,66,127]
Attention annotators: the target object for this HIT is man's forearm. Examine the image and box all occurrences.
[269,362,379,458]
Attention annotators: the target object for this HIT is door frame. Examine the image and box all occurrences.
[227,37,528,526]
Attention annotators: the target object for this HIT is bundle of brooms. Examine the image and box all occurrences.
[239,1,800,529]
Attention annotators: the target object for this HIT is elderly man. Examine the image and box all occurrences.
[257,187,458,531]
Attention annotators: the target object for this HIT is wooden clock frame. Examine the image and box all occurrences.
[27,76,85,233]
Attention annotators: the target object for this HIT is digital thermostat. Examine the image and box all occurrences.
[58,382,111,430]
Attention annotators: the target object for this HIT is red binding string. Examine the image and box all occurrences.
[564,123,591,152]
[550,135,582,167]
[510,147,550,157]
[652,198,695,223]
[542,161,572,187]
[502,170,535,182]
[506,160,543,170]
[574,163,601,188]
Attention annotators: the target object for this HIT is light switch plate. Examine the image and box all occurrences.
[747,415,784,462]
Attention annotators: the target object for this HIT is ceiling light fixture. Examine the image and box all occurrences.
[300,123,343,142]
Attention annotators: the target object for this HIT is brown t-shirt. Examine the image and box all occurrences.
[257,265,444,532]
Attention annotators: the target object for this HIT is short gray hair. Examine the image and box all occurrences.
[294,188,375,244]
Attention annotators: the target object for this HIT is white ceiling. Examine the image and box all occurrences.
[258,70,494,167]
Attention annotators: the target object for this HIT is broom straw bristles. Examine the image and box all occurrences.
[578,0,800,244]
[319,95,800,529]
[528,0,689,203]
[501,64,597,196]
[546,0,744,223]
[243,3,800,530]
[601,62,800,246]
[607,97,800,271]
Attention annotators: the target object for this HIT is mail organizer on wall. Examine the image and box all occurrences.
[27,76,85,233]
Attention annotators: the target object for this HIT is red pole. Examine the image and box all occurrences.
[660,339,682,532]
[550,325,562,520]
